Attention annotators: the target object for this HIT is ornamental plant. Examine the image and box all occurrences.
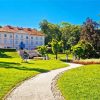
[50,39,61,59]
[37,45,48,58]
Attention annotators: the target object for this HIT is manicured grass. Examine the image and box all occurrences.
[0,51,68,99]
[49,53,73,61]
[57,64,100,100]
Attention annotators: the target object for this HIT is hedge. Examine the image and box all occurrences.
[0,48,16,52]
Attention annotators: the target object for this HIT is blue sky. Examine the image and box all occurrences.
[0,0,100,29]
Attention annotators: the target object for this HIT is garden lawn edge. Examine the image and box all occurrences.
[3,65,68,100]
[51,63,83,100]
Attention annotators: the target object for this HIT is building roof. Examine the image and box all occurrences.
[0,25,44,36]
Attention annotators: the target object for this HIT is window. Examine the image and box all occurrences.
[26,36,28,39]
[31,41,34,45]
[10,40,13,44]
[4,34,7,37]
[16,35,18,38]
[26,40,28,44]
[40,41,43,45]
[36,41,38,45]
[36,37,38,40]
[10,35,12,38]
[31,37,33,39]
[4,39,7,44]
[21,35,23,38]
[15,40,18,44]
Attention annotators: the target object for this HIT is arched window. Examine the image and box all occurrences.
[16,35,18,38]
[21,35,23,38]
[31,37,33,39]
[4,34,7,37]
[10,35,12,38]
[26,36,28,39]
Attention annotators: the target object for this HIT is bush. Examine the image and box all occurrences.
[78,41,99,59]
[47,47,52,53]
[37,45,48,57]
[71,43,84,60]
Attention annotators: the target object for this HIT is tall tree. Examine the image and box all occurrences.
[50,39,61,59]
[40,20,80,52]
[80,17,100,50]
[40,20,62,44]
[60,22,80,51]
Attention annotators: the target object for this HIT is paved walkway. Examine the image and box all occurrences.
[6,63,82,100]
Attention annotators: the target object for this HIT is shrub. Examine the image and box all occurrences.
[37,45,48,57]
[77,41,98,59]
[71,43,84,60]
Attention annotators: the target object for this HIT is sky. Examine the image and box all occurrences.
[0,0,100,29]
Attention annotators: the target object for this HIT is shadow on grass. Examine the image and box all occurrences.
[60,59,72,63]
[0,62,49,73]
[0,53,12,58]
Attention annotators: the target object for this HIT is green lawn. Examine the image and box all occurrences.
[57,64,100,100]
[49,53,73,61]
[0,51,68,99]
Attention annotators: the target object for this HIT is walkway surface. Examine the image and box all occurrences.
[6,63,82,100]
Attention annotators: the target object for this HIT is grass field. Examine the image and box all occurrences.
[57,64,100,100]
[49,53,72,61]
[0,51,68,99]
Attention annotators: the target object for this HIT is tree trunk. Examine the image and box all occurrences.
[66,55,68,62]
[56,53,58,59]
[73,54,75,61]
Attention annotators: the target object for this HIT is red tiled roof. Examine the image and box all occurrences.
[0,25,44,36]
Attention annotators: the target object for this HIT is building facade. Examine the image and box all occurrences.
[0,25,45,50]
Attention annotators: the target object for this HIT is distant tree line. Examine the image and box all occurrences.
[38,17,100,60]
[40,20,80,50]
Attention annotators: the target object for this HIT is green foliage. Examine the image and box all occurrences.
[60,23,81,50]
[80,18,100,51]
[71,43,84,60]
[71,40,98,59]
[40,18,100,59]
[37,45,48,57]
[65,50,71,61]
[40,20,80,48]
[79,41,97,58]
[50,39,62,59]
[65,50,70,55]
[57,64,100,100]
[40,20,62,44]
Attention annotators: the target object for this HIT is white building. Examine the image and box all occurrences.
[0,25,45,50]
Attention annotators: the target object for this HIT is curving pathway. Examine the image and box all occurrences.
[6,63,82,100]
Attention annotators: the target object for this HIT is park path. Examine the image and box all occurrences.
[6,63,82,100]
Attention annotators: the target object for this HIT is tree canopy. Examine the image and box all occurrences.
[39,17,100,59]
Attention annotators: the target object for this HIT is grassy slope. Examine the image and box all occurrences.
[57,64,100,100]
[0,51,68,99]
